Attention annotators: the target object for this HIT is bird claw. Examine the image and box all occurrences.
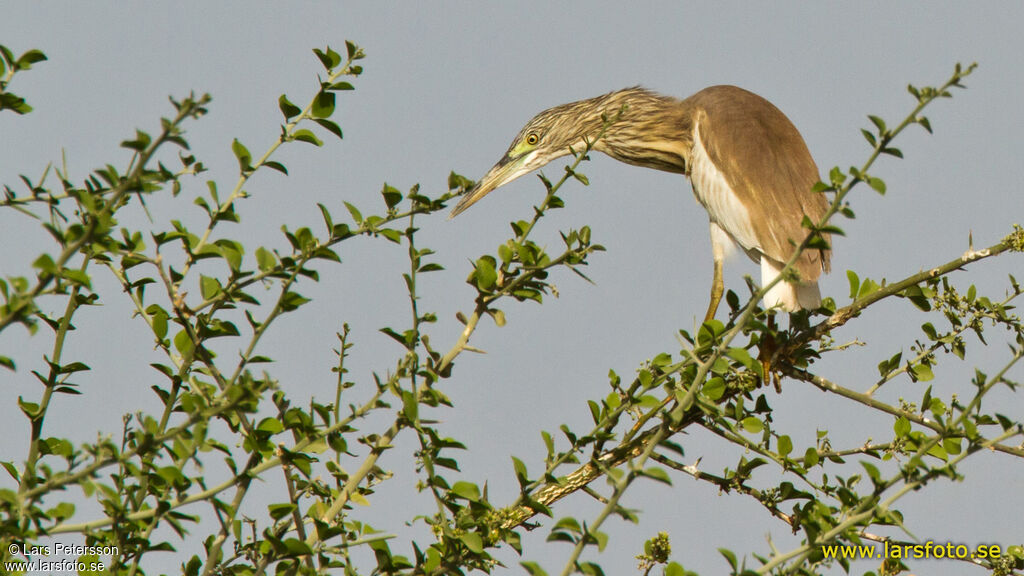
[758,349,782,393]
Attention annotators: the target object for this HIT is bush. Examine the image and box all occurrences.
[1,43,1022,576]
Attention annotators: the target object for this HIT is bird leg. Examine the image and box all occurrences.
[759,312,782,392]
[704,257,724,323]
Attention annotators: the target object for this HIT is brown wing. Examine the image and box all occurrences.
[689,85,831,280]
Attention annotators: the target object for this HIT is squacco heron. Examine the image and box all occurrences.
[450,86,831,321]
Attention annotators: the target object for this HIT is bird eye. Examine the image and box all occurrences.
[525,133,540,146]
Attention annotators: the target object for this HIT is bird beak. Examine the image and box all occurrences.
[449,152,534,218]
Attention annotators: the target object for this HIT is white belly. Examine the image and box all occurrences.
[688,122,821,312]
[689,122,761,261]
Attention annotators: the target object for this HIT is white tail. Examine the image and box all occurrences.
[760,256,821,312]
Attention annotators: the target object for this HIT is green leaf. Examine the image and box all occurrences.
[292,129,323,146]
[877,351,902,377]
[861,461,882,484]
[313,46,342,70]
[521,561,549,576]
[278,94,301,121]
[901,284,932,311]
[665,563,687,576]
[927,442,948,461]
[917,115,932,133]
[448,171,473,190]
[1,461,19,482]
[857,276,879,300]
[1,92,33,114]
[121,129,152,152]
[777,435,793,457]
[150,307,169,341]
[451,481,481,502]
[263,160,288,175]
[893,416,911,438]
[381,184,403,209]
[281,538,313,556]
[511,456,530,487]
[868,176,886,194]
[696,319,725,347]
[174,330,194,355]
[380,326,407,346]
[58,361,90,375]
[860,128,876,147]
[217,239,245,270]
[311,90,336,118]
[868,114,887,134]
[258,417,284,434]
[943,437,962,456]
[379,228,402,243]
[15,49,47,69]
[32,254,57,275]
[725,347,757,371]
[701,377,725,401]
[268,503,297,521]
[459,532,483,554]
[590,530,609,552]
[18,398,40,419]
[232,138,253,173]
[472,256,498,291]
[200,275,222,300]
[344,201,363,224]
[719,548,738,571]
[829,166,846,187]
[315,203,334,232]
[255,247,276,271]
[314,118,343,139]
[60,268,91,289]
[332,222,352,239]
[553,517,582,534]
[640,466,672,485]
[401,390,418,422]
[921,322,939,341]
[803,447,819,467]
[279,291,310,311]
[910,363,934,382]
[420,548,442,573]
[637,369,652,389]
[846,269,860,299]
[345,40,361,60]
[806,232,831,250]
[740,417,763,434]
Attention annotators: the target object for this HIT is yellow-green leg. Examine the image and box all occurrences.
[704,257,724,323]
[759,312,781,392]
[705,222,731,323]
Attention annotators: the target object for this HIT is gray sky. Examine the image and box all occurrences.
[1,3,1022,575]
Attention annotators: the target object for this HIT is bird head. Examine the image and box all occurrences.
[448,88,687,218]
[448,98,608,218]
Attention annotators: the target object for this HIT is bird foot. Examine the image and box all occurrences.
[758,316,782,393]
[759,354,782,393]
